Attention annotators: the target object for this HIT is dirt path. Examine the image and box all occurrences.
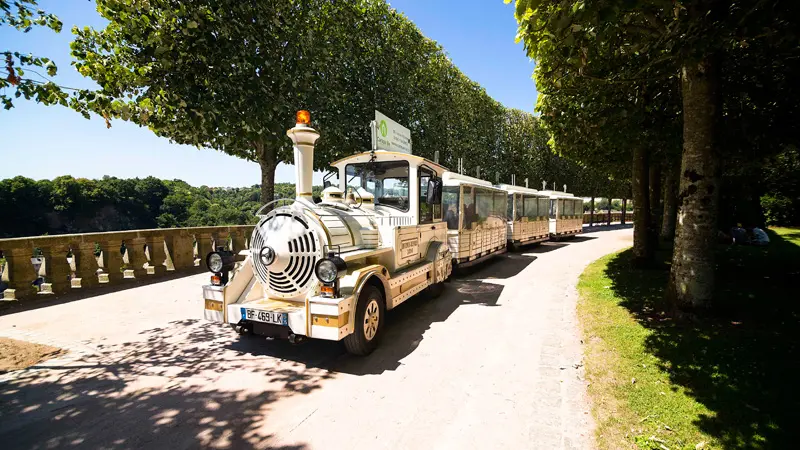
[0,227,632,450]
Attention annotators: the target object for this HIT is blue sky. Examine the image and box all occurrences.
[0,0,537,187]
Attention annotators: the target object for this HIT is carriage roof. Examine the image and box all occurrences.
[496,184,545,196]
[330,150,448,176]
[441,171,506,192]
[538,190,576,199]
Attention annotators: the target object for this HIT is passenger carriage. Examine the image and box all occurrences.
[539,190,584,238]
[442,172,508,269]
[497,184,550,248]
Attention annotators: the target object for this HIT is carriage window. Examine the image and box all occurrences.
[564,200,573,216]
[549,199,556,219]
[539,198,549,219]
[419,167,437,224]
[514,195,522,221]
[507,194,515,221]
[443,186,460,229]
[463,186,475,230]
[345,161,409,211]
[524,196,538,219]
[494,191,506,220]
[475,188,493,228]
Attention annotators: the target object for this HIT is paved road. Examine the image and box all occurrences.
[0,227,632,450]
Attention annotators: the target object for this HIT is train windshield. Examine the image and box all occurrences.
[345,161,410,211]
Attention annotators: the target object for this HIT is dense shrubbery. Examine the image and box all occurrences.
[0,176,311,238]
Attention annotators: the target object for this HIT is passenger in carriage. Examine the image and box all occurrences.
[445,204,459,229]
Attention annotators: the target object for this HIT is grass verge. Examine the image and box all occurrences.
[578,227,800,450]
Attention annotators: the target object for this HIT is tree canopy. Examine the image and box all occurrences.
[60,0,621,204]
[511,0,800,308]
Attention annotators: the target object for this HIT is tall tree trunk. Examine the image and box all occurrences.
[632,146,653,266]
[661,165,679,240]
[649,162,662,234]
[256,141,278,207]
[667,56,721,310]
[621,198,627,225]
[589,196,595,226]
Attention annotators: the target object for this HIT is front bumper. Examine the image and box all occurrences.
[203,284,354,341]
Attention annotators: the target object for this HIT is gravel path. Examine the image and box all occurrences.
[0,226,632,450]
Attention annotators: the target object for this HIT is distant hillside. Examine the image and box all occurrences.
[0,176,318,238]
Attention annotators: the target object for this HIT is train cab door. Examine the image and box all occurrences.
[417,166,443,260]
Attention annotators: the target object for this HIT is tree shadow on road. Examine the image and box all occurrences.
[0,251,543,447]
[582,223,633,233]
[602,230,800,449]
[0,319,321,449]
[229,252,539,376]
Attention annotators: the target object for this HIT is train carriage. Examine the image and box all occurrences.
[540,190,584,238]
[442,172,508,268]
[497,184,550,248]
[202,110,595,356]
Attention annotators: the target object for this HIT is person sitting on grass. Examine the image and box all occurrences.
[731,223,750,245]
[750,226,770,246]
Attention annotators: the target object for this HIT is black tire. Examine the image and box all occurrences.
[343,285,386,356]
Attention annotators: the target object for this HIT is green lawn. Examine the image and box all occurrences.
[578,228,800,450]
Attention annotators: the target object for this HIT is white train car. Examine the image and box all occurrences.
[442,172,508,268]
[202,111,452,355]
[497,184,550,248]
[539,190,584,238]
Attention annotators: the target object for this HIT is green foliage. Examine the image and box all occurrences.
[0,0,74,111]
[0,175,312,238]
[760,147,800,226]
[60,0,622,202]
[761,195,796,227]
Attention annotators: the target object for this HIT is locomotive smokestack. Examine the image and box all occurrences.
[286,110,320,201]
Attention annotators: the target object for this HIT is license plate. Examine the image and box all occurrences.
[241,308,288,326]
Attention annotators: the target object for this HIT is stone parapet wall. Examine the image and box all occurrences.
[0,225,254,300]
[583,212,625,224]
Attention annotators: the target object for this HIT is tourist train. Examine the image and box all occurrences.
[202,111,583,355]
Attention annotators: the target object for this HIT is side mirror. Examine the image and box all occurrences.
[427,178,442,204]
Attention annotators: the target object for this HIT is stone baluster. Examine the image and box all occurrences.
[3,247,36,299]
[196,232,214,270]
[145,235,167,276]
[165,231,193,270]
[126,237,148,278]
[76,241,99,289]
[46,243,73,295]
[103,239,125,283]
[231,230,247,256]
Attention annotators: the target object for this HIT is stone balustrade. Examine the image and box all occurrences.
[0,225,254,301]
[583,212,626,224]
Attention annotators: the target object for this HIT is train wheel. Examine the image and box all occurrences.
[344,285,385,356]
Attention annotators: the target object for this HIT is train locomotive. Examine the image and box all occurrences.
[202,111,582,355]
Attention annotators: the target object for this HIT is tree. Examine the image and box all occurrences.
[511,0,800,309]
[0,0,72,110]
[69,0,367,205]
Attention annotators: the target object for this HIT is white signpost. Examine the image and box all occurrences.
[371,110,412,154]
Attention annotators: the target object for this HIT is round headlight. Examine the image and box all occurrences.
[207,252,224,273]
[314,259,338,283]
